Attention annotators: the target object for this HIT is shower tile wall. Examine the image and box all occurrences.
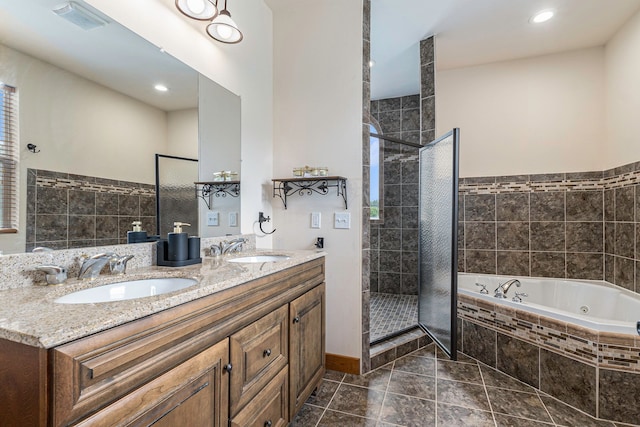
[26,168,156,252]
[460,161,640,296]
[362,0,372,372]
[370,95,421,295]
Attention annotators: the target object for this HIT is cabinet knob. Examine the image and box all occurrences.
[264,420,272,427]
[293,316,300,324]
[224,363,232,372]
[263,348,272,357]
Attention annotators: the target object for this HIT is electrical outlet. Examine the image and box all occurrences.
[207,211,219,226]
[311,212,321,229]
[229,212,238,227]
[334,212,351,229]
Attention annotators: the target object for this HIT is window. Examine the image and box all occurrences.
[0,84,18,232]
[369,122,383,221]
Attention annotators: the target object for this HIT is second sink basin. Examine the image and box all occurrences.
[55,278,197,304]
[227,255,290,263]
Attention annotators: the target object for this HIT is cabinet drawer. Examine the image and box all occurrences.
[230,367,288,427]
[74,339,229,427]
[230,304,288,415]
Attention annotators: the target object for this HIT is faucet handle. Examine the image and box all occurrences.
[210,244,223,256]
[512,292,528,303]
[35,265,67,285]
[110,254,134,275]
[475,283,489,294]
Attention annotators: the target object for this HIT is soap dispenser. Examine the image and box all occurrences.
[127,221,147,244]
[167,222,190,261]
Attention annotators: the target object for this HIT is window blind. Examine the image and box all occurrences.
[0,84,18,232]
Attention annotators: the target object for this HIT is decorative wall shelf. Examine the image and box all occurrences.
[272,176,347,209]
[195,181,240,209]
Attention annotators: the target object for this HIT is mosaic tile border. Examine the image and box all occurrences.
[35,173,155,197]
[458,293,640,373]
[460,162,640,195]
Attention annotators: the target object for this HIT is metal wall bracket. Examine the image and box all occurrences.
[271,176,347,209]
[195,181,240,210]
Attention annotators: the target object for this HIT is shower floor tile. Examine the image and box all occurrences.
[370,292,418,342]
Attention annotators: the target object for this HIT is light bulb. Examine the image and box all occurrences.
[217,25,233,39]
[186,0,205,14]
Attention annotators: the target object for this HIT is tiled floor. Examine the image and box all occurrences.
[293,344,639,427]
[370,292,418,342]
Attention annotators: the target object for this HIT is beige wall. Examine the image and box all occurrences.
[605,9,640,170]
[167,108,198,159]
[271,0,363,361]
[1,43,169,184]
[0,44,181,254]
[437,47,606,178]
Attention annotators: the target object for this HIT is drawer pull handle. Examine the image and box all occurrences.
[263,349,272,357]
[224,363,233,372]
[293,316,300,324]
[264,420,272,427]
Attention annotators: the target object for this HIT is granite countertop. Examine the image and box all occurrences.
[0,249,325,349]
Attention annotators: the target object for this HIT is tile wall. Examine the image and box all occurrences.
[369,97,420,295]
[460,162,640,296]
[362,0,372,373]
[26,168,156,252]
[458,292,640,424]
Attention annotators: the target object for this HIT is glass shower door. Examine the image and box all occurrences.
[418,129,460,359]
[156,154,199,237]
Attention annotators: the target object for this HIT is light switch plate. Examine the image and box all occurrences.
[334,212,350,229]
[311,212,321,229]
[207,211,219,226]
[229,212,238,227]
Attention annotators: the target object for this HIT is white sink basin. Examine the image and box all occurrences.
[227,255,290,263]
[55,278,197,304]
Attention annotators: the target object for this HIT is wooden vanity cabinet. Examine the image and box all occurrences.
[289,284,326,419]
[0,257,325,427]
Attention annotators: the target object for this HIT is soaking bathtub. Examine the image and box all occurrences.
[458,273,640,336]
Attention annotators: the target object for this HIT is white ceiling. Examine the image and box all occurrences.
[0,0,198,111]
[371,0,640,100]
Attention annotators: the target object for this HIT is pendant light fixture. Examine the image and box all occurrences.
[206,0,243,44]
[175,0,218,21]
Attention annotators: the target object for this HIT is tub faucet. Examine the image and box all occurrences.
[494,279,521,299]
[79,253,115,280]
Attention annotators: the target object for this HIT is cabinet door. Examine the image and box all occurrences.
[230,367,288,427]
[75,339,229,427]
[289,284,325,419]
[230,304,288,416]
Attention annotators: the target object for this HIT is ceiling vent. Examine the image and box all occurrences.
[52,1,109,30]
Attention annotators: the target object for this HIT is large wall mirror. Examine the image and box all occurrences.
[0,0,241,254]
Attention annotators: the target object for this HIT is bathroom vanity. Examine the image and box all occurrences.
[0,252,325,426]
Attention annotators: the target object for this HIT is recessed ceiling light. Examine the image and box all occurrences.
[154,84,168,92]
[369,60,376,68]
[531,10,554,24]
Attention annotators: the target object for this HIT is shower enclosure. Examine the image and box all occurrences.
[368,125,459,358]
[418,129,459,358]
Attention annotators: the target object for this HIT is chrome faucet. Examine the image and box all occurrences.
[35,265,67,285]
[494,279,521,299]
[210,238,248,256]
[78,253,115,280]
